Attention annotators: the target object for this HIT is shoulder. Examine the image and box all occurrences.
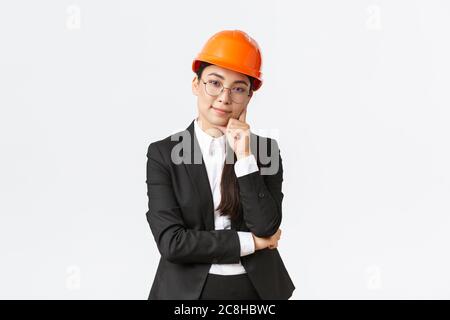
[249,131,281,157]
[146,127,190,161]
[249,132,282,176]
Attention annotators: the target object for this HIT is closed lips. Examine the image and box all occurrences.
[211,106,231,113]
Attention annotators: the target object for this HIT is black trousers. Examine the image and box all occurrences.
[199,273,261,300]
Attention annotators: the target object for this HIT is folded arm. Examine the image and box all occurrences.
[235,139,284,238]
[146,142,248,264]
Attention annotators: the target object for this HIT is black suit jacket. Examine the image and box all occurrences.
[145,119,295,299]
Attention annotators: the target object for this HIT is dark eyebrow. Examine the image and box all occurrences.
[207,72,249,87]
[232,80,249,87]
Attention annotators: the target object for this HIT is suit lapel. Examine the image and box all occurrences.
[182,120,215,230]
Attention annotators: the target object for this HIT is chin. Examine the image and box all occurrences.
[207,112,228,122]
[212,118,229,127]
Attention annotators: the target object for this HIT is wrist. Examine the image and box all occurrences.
[251,234,258,250]
[252,233,264,251]
[236,151,251,161]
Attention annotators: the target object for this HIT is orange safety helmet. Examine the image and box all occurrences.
[192,30,263,91]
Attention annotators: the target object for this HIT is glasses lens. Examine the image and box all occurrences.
[230,87,249,103]
[205,80,222,96]
[204,80,249,103]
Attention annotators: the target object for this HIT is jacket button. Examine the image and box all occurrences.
[258,192,265,198]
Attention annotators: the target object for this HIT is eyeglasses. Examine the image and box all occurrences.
[201,79,251,104]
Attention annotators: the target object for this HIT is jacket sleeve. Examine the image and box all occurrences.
[145,142,241,264]
[237,138,284,238]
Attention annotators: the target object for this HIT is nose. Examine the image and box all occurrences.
[217,87,232,105]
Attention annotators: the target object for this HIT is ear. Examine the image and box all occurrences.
[192,76,199,96]
[248,90,254,99]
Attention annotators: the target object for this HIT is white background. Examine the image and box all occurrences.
[1,0,449,299]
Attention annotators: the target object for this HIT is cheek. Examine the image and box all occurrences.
[197,94,214,111]
[233,106,245,118]
[199,92,215,106]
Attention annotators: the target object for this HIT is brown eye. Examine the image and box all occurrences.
[208,80,221,88]
[232,87,246,94]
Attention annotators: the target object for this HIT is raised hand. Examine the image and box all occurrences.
[215,107,251,160]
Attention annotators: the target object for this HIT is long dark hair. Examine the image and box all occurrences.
[195,61,255,221]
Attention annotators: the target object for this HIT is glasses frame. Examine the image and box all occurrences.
[201,78,251,104]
